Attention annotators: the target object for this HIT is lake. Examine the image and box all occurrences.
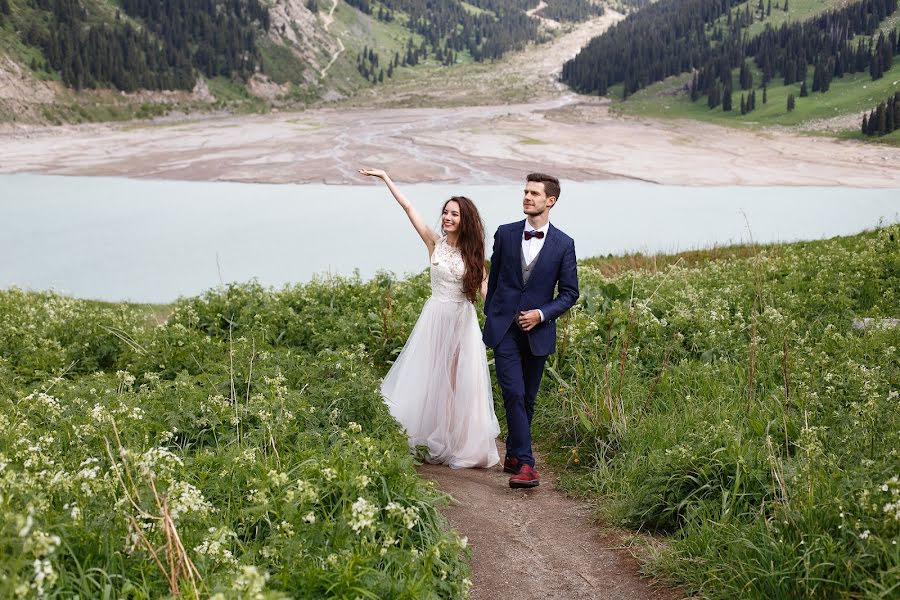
[1,174,898,303]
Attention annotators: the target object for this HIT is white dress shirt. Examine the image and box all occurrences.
[522,221,550,322]
[522,221,549,265]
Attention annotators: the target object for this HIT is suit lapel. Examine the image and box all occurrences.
[511,220,526,288]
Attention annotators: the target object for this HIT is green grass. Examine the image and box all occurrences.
[327,0,488,97]
[533,224,900,599]
[0,275,470,598]
[707,0,848,39]
[204,77,269,114]
[4,223,898,599]
[3,214,899,598]
[614,62,900,132]
[608,3,900,141]
[35,100,173,125]
[838,127,900,146]
[0,2,54,77]
[259,40,307,86]
[460,1,494,17]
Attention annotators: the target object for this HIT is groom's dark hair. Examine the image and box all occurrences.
[526,173,560,202]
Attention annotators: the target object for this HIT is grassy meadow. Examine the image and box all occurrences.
[538,224,900,598]
[611,2,900,145]
[612,63,900,139]
[0,275,467,599]
[2,223,898,598]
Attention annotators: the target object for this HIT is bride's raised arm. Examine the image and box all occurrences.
[358,168,440,257]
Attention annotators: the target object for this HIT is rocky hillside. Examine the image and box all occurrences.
[0,0,604,125]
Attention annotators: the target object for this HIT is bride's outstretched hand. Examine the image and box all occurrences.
[358,166,436,251]
[358,168,387,179]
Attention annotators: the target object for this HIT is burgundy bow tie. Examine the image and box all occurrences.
[524,230,544,240]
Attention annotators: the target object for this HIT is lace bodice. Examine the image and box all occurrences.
[430,237,467,302]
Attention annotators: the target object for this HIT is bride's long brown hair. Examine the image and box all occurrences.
[442,196,485,303]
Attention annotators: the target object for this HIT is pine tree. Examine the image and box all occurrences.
[799,80,808,97]
[708,83,721,109]
[870,35,886,81]
[766,0,771,16]
[862,113,869,135]
[894,93,900,133]
[763,85,767,104]
[739,60,753,90]
[723,82,733,111]
[740,94,746,114]
[783,0,789,11]
[787,93,795,111]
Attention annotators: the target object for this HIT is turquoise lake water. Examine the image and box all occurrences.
[1,174,898,302]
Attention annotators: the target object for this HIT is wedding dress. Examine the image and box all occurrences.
[381,236,500,469]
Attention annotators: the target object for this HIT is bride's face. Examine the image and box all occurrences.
[442,200,461,234]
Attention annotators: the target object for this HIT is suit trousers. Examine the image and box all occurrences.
[493,325,547,468]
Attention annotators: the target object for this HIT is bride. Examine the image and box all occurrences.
[358,168,500,469]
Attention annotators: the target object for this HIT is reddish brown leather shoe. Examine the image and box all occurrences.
[509,464,540,488]
[503,456,520,474]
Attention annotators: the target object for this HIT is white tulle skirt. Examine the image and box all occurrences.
[381,298,500,469]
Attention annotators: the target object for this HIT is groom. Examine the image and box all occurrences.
[483,173,579,488]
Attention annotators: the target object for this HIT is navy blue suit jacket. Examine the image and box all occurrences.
[482,220,579,356]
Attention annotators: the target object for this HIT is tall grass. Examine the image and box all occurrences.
[536,224,900,598]
[3,224,898,598]
[0,273,467,599]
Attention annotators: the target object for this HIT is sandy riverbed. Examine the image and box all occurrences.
[1,11,898,188]
[2,97,899,187]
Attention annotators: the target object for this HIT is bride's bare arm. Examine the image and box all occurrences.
[358,168,439,256]
[480,267,488,301]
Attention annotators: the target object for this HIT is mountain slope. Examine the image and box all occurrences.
[561,0,900,143]
[0,0,605,124]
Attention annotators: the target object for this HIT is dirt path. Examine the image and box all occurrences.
[418,442,681,600]
[319,0,344,78]
[526,1,560,30]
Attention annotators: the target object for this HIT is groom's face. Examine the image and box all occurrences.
[522,181,556,216]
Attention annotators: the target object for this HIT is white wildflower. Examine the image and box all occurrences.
[24,392,62,418]
[18,510,34,538]
[32,558,57,598]
[194,528,238,566]
[137,447,183,479]
[386,501,419,529]
[231,565,269,599]
[350,497,377,533]
[268,470,289,486]
[168,481,212,520]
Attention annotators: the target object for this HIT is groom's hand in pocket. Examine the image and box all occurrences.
[517,310,542,331]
